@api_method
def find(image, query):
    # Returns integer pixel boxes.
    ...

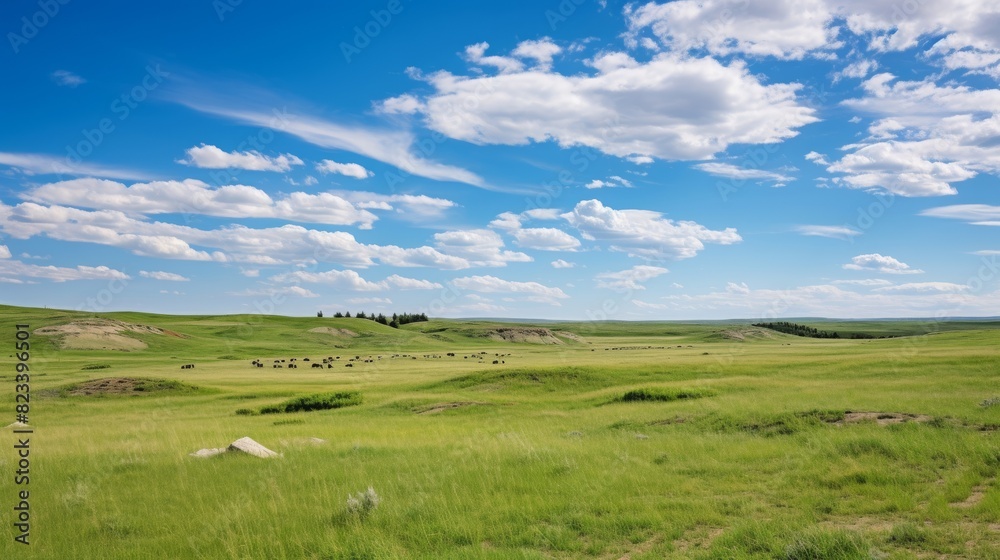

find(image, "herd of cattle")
[248,352,514,369]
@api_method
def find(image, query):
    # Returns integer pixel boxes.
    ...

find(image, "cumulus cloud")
[843,253,923,274]
[824,75,1000,197]
[0,260,129,283]
[510,228,581,251]
[271,269,442,291]
[596,265,669,291]
[561,199,741,259]
[398,49,816,162]
[230,286,319,298]
[551,259,575,268]
[434,229,532,266]
[329,190,456,218]
[180,144,303,171]
[316,159,373,179]
[0,201,472,269]
[451,275,568,304]
[0,245,10,259]
[795,225,862,240]
[585,176,633,189]
[25,178,379,228]
[139,270,189,281]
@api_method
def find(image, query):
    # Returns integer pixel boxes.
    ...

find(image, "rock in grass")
[189,448,226,458]
[227,436,279,458]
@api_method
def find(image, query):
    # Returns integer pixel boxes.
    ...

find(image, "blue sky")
[1,0,998,320]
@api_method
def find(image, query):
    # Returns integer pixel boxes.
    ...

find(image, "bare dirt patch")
[554,330,586,343]
[952,481,992,509]
[833,411,933,426]
[414,401,488,415]
[34,319,172,351]
[61,377,199,396]
[718,327,775,341]
[308,327,358,337]
[485,327,563,344]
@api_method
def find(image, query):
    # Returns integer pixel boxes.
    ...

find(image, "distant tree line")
[321,311,429,329]
[753,321,889,340]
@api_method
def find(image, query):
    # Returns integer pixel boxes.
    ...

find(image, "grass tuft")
[259,391,362,414]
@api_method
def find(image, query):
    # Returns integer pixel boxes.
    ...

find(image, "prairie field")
[1,305,999,559]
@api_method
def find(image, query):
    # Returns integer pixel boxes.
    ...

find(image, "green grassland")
[1,304,999,558]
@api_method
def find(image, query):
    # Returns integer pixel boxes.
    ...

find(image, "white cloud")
[139,270,189,282]
[434,229,532,266]
[230,286,319,298]
[240,268,260,277]
[180,144,303,171]
[271,269,442,291]
[329,190,456,218]
[511,38,562,70]
[0,201,472,269]
[0,260,128,283]
[694,162,793,183]
[403,51,817,161]
[585,176,633,189]
[831,278,894,287]
[0,152,152,181]
[826,75,1000,197]
[316,159,374,179]
[551,259,575,269]
[921,204,1000,226]
[625,0,837,59]
[385,274,443,290]
[873,282,969,293]
[346,297,392,305]
[0,245,9,259]
[835,59,878,81]
[843,253,923,275]
[804,151,830,166]
[25,178,379,228]
[51,70,85,87]
[795,225,862,240]
[376,93,425,115]
[451,275,568,304]
[561,199,741,260]
[172,99,484,187]
[596,265,669,291]
[303,175,318,186]
[511,228,581,251]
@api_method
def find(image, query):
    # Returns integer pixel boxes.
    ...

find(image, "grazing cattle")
[312,363,323,368]
[345,363,353,367]
[327,364,332,368]
[492,360,498,364]
[303,358,310,362]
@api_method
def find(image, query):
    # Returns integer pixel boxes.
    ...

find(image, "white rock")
[5,422,30,429]
[227,436,279,458]
[189,448,226,458]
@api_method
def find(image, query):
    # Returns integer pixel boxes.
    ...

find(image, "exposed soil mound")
[554,331,587,343]
[60,377,199,396]
[34,319,177,351]
[485,327,563,344]
[833,411,933,426]
[308,327,358,337]
[717,327,775,341]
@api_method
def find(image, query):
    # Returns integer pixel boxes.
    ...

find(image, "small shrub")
[259,391,362,414]
[234,408,258,416]
[81,364,111,370]
[346,487,380,518]
[618,388,713,403]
